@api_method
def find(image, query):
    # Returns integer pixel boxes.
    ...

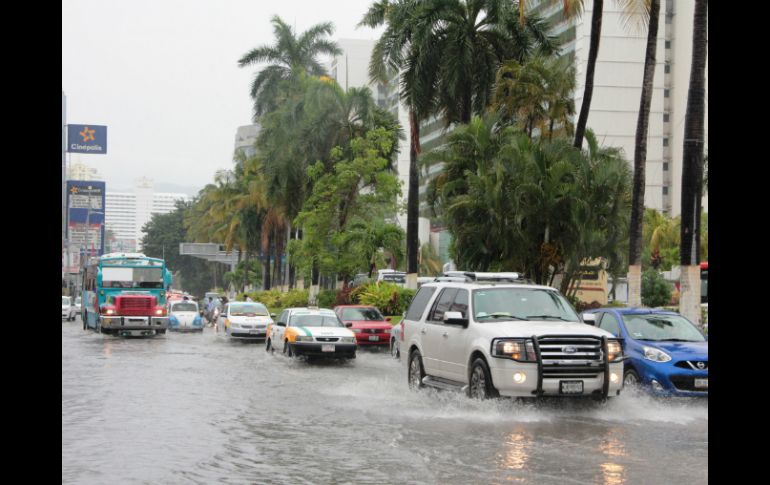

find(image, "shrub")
[357,282,415,315]
[282,289,309,308]
[334,286,355,307]
[316,289,337,309]
[641,270,672,308]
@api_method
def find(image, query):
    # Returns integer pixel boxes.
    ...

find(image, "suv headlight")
[295,335,314,342]
[643,346,672,363]
[606,340,622,362]
[491,339,536,362]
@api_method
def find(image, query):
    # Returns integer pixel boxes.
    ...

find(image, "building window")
[663,138,669,147]
[663,113,669,122]
[663,186,669,196]
[665,63,670,74]
[665,40,671,49]
[664,89,670,98]
[663,162,669,171]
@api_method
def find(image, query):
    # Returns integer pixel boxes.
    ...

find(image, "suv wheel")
[408,350,425,390]
[468,358,498,399]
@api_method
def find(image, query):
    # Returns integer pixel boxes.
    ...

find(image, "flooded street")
[62,320,707,484]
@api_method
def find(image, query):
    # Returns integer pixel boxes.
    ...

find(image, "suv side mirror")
[277,321,286,327]
[444,311,468,327]
[582,313,597,325]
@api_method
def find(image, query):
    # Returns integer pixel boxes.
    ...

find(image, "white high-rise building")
[67,159,103,181]
[529,0,707,216]
[105,177,190,251]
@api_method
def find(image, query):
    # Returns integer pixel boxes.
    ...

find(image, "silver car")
[62,296,76,321]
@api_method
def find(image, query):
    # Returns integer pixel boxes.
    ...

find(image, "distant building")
[67,159,104,181]
[234,124,260,160]
[105,177,190,251]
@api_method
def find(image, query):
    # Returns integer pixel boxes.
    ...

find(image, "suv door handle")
[420,328,427,334]
[442,332,448,337]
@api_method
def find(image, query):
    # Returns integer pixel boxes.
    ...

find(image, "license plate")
[368,336,380,341]
[321,344,335,352]
[249,329,262,334]
[694,378,708,389]
[559,380,584,394]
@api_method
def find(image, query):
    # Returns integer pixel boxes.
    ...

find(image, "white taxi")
[220,301,273,340]
[266,308,357,359]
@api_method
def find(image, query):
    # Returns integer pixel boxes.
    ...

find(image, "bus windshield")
[102,266,164,288]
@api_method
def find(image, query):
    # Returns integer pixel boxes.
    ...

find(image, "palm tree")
[238,15,342,118]
[361,0,556,284]
[625,0,661,306]
[493,55,575,139]
[679,0,707,324]
[341,220,405,278]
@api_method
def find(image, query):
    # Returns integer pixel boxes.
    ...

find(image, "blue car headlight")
[193,316,202,326]
[642,346,672,363]
[169,316,179,326]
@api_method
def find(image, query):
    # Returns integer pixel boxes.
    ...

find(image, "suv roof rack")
[437,271,534,284]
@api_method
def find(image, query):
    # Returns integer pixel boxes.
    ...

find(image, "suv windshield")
[472,288,580,322]
[291,315,343,327]
[229,303,268,316]
[622,314,705,342]
[341,308,384,321]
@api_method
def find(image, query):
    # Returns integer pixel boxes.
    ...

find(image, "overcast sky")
[62,0,383,194]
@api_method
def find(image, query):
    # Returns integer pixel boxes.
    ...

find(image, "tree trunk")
[406,110,421,276]
[573,0,604,149]
[628,0,660,307]
[679,0,707,325]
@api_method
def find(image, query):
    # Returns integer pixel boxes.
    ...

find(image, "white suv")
[401,272,624,399]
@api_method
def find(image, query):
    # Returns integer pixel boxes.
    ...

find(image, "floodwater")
[62,320,707,484]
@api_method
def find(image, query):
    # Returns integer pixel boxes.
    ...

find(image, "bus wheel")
[82,313,87,331]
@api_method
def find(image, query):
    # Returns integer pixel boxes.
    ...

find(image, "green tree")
[641,269,672,307]
[141,200,219,296]
[291,127,402,284]
[494,55,576,140]
[238,15,342,118]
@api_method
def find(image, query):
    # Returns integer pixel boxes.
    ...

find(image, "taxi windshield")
[291,314,343,327]
[229,303,268,316]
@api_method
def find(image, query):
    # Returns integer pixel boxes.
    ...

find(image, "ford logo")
[563,346,578,354]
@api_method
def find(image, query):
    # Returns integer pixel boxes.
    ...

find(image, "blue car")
[583,308,707,397]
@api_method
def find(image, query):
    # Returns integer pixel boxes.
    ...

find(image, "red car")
[334,305,393,347]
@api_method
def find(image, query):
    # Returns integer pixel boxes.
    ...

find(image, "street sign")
[66,181,106,263]
[67,124,107,154]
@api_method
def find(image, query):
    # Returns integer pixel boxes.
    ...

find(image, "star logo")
[70,186,79,194]
[79,126,95,142]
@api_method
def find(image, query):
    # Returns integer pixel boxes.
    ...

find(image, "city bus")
[81,252,173,336]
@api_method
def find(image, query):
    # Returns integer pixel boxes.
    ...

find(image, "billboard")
[67,124,107,154]
[65,181,106,272]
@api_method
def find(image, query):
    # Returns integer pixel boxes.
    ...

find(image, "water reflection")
[495,427,532,483]
[598,428,628,485]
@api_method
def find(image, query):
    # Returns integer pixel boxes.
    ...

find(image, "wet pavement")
[62,320,707,484]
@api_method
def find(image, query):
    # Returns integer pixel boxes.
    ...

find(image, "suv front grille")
[316,337,339,342]
[537,336,604,378]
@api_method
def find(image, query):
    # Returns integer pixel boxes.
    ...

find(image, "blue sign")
[66,180,106,255]
[67,124,107,154]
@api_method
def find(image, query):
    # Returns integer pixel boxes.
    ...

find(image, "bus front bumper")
[100,316,169,330]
